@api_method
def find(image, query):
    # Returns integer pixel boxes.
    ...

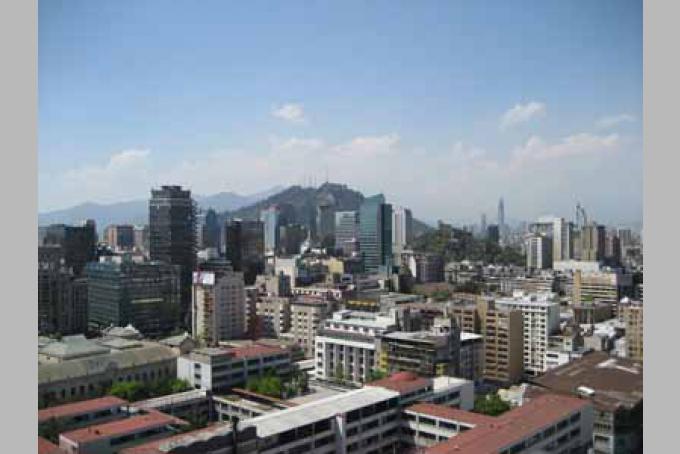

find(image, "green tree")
[367,369,387,382]
[38,417,64,444]
[473,393,511,416]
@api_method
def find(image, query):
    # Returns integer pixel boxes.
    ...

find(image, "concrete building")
[579,223,606,262]
[525,233,552,270]
[570,269,633,311]
[619,298,643,361]
[289,296,336,357]
[41,220,98,277]
[38,253,89,336]
[552,217,573,261]
[459,332,484,383]
[532,352,643,454]
[104,224,135,251]
[224,219,265,285]
[493,291,560,376]
[404,393,593,453]
[368,372,474,409]
[314,310,397,384]
[477,299,524,385]
[413,253,445,283]
[392,206,413,254]
[86,256,182,338]
[316,192,336,247]
[191,267,246,345]
[177,344,292,393]
[255,296,292,338]
[149,186,197,328]
[133,225,149,253]
[254,272,292,297]
[260,205,280,254]
[378,318,461,378]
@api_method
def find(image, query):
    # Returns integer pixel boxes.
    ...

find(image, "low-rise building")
[367,371,474,409]
[177,344,292,393]
[531,351,643,454]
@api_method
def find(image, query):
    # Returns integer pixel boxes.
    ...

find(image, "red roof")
[227,344,286,359]
[59,410,187,444]
[38,436,62,454]
[38,396,128,423]
[425,394,591,454]
[406,403,496,426]
[368,372,432,394]
[119,423,231,454]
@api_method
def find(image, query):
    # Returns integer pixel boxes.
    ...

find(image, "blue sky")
[39,0,642,226]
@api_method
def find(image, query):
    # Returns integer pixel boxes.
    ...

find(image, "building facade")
[359,194,393,273]
[192,267,246,345]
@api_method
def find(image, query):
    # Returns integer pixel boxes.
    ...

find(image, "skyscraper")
[42,220,97,277]
[526,233,553,270]
[497,197,505,235]
[335,211,359,256]
[104,224,135,251]
[552,217,573,262]
[201,208,222,251]
[392,206,413,254]
[316,192,336,248]
[260,205,280,254]
[149,185,197,327]
[359,194,393,273]
[224,219,264,284]
[480,213,487,238]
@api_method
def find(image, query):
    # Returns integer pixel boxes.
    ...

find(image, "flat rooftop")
[59,410,187,444]
[530,351,642,412]
[39,396,128,423]
[425,394,590,454]
[286,382,346,405]
[119,422,245,454]
[406,403,495,427]
[367,371,431,395]
[246,387,399,438]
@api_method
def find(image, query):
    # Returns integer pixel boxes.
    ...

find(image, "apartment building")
[177,344,292,393]
[619,298,643,361]
[378,318,461,378]
[289,296,336,357]
[493,291,560,376]
[314,310,397,384]
[447,300,482,334]
[459,332,484,383]
[478,299,524,385]
[255,296,292,338]
[192,268,246,345]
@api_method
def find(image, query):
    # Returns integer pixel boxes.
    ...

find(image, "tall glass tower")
[359,194,392,273]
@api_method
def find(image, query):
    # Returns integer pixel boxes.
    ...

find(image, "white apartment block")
[494,291,560,376]
[314,310,397,384]
[192,270,245,344]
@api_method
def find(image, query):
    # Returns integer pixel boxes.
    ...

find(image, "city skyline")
[39,1,641,225]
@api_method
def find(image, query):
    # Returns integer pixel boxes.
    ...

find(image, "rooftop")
[38,396,128,423]
[530,351,643,412]
[246,387,399,438]
[406,403,495,427]
[119,422,247,454]
[131,389,208,410]
[59,410,187,444]
[425,394,591,454]
[39,335,110,361]
[38,436,62,454]
[460,332,483,343]
[367,371,431,395]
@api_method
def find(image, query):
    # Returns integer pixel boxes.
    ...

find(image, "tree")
[473,393,511,416]
[367,369,387,382]
[39,417,63,444]
[334,364,345,383]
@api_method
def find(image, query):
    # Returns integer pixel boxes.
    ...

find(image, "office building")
[149,186,197,327]
[86,256,181,337]
[532,352,643,454]
[580,223,606,262]
[359,194,393,273]
[316,192,336,247]
[620,298,643,361]
[225,219,265,285]
[260,205,280,254]
[553,217,573,261]
[477,299,524,385]
[459,332,484,383]
[392,206,414,254]
[314,310,397,384]
[289,296,336,357]
[378,318,461,378]
[493,291,560,376]
[255,296,292,338]
[38,250,89,335]
[486,224,500,244]
[104,224,135,251]
[191,266,246,345]
[497,197,505,241]
[42,220,98,276]
[177,344,292,392]
[525,233,552,270]
[412,253,445,283]
[570,269,633,309]
[133,225,149,253]
[200,208,221,251]
[335,210,359,256]
[279,223,307,256]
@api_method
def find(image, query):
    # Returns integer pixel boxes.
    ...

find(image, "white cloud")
[332,134,400,158]
[270,137,325,153]
[500,101,546,130]
[271,103,306,123]
[596,114,635,129]
[511,133,620,166]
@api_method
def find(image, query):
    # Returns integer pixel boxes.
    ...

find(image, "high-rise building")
[104,225,135,251]
[279,223,307,256]
[497,197,505,239]
[149,186,197,327]
[224,219,264,285]
[38,246,88,335]
[335,211,359,256]
[391,206,413,254]
[42,220,97,276]
[552,217,573,261]
[620,299,643,362]
[480,213,487,238]
[200,208,221,251]
[604,229,622,266]
[260,205,280,254]
[526,233,553,270]
[359,194,393,273]
[133,225,150,253]
[191,263,245,345]
[486,224,500,244]
[478,299,524,385]
[289,296,336,357]
[316,192,336,247]
[86,255,181,337]
[579,223,606,262]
